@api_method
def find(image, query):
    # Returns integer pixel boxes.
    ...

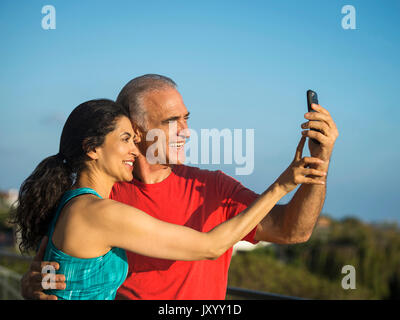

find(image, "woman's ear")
[86,149,99,161]
[82,138,100,160]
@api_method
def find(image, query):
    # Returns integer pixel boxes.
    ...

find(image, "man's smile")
[169,141,185,150]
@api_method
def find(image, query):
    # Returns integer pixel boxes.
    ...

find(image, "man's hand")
[301,103,339,161]
[20,236,66,300]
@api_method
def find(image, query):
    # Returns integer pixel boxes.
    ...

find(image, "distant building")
[0,189,18,208]
[0,189,18,248]
[232,241,271,255]
[316,215,332,229]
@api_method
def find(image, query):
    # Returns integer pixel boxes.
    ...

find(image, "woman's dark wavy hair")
[9,99,129,253]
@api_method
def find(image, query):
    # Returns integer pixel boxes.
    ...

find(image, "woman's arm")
[88,137,326,261]
[89,182,286,261]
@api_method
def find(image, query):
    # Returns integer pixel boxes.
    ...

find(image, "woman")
[11,99,326,300]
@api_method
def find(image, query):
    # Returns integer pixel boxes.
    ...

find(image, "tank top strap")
[47,188,102,239]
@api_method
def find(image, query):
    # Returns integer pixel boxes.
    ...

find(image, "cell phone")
[306,89,320,144]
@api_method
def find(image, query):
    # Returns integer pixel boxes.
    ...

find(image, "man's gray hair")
[116,74,177,130]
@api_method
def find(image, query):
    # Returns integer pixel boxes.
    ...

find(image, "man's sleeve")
[216,170,261,244]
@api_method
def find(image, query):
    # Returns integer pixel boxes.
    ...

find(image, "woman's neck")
[75,170,115,199]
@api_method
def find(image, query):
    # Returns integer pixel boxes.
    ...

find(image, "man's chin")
[166,153,186,165]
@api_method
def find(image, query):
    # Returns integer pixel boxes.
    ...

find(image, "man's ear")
[131,122,143,144]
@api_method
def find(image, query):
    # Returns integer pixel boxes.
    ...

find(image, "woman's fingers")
[292,156,326,186]
[278,138,326,194]
[294,136,307,162]
[298,177,325,185]
[302,129,328,144]
[300,156,325,166]
[293,169,325,184]
[302,168,327,177]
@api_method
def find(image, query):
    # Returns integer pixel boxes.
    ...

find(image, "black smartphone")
[306,89,320,145]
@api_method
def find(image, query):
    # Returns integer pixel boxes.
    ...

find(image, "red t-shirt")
[110,165,259,300]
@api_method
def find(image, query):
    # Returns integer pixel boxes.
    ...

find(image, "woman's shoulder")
[66,195,116,218]
[52,195,113,257]
[67,196,131,226]
[65,192,104,211]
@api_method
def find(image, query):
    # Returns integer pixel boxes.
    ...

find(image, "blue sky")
[0,0,399,224]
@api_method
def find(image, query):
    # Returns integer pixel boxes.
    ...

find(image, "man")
[21,74,338,300]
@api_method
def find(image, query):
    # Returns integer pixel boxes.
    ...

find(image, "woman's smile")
[123,160,134,170]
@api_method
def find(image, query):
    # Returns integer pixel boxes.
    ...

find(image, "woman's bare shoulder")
[67,195,129,222]
[52,195,115,257]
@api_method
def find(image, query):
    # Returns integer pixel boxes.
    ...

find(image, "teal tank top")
[43,188,128,300]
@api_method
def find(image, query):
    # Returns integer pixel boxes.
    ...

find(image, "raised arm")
[255,104,338,243]
[90,137,325,261]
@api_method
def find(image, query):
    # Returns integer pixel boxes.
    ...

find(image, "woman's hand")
[275,136,326,194]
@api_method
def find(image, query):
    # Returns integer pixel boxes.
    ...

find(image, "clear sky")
[0,0,399,224]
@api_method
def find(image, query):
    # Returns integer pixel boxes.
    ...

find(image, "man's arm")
[254,172,326,244]
[255,103,338,243]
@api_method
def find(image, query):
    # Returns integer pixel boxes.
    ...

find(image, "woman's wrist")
[268,181,290,198]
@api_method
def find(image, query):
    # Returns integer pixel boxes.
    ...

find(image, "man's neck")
[132,155,173,184]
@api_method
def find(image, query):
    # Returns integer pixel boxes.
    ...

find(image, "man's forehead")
[143,88,188,117]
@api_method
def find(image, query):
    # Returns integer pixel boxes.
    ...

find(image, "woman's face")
[95,116,139,182]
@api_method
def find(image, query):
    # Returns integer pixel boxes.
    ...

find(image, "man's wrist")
[311,145,334,161]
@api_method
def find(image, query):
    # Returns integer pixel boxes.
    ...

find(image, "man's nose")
[178,121,191,139]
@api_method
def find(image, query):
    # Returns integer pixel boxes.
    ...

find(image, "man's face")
[138,87,190,165]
